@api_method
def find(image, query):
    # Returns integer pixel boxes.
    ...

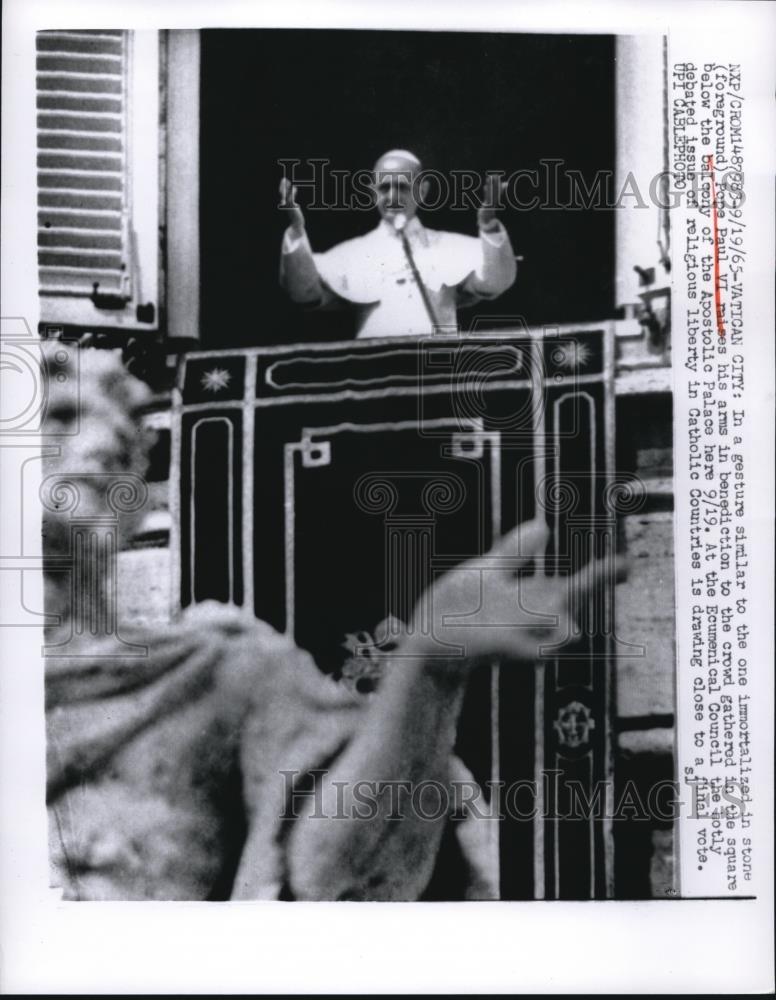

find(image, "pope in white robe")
[279,149,518,338]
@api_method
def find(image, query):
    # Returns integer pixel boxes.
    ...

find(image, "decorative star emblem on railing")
[551,341,591,371]
[200,367,231,393]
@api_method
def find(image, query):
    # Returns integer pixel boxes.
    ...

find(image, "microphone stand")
[393,215,440,332]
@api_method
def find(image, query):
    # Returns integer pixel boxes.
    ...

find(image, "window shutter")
[36,30,160,330]
[37,30,129,299]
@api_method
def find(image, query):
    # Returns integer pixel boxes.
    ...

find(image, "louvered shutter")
[36,30,159,330]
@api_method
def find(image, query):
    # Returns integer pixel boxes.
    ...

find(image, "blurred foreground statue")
[43,345,611,900]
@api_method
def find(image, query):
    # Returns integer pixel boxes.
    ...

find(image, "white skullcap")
[373,149,423,175]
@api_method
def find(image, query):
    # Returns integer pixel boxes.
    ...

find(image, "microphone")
[393,213,439,330]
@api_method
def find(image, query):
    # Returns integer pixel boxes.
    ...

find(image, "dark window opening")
[199,29,615,349]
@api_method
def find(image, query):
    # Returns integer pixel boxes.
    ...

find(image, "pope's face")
[373,171,421,223]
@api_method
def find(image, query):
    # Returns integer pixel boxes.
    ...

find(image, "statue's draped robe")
[46,606,496,900]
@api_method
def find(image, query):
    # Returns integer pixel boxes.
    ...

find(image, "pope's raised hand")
[279,178,305,237]
[477,174,505,231]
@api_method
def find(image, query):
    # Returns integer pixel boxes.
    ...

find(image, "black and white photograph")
[1,0,773,993]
